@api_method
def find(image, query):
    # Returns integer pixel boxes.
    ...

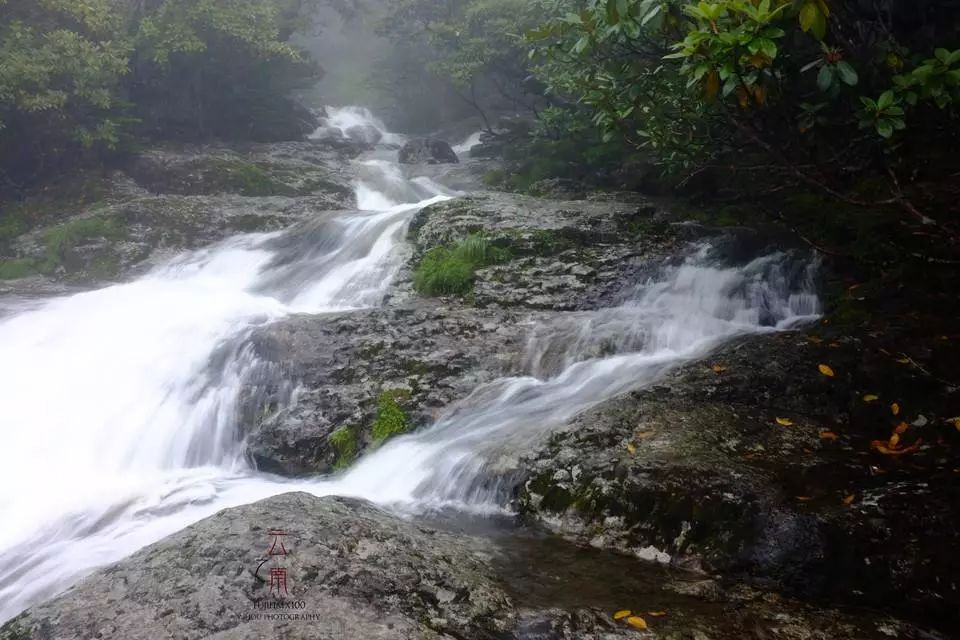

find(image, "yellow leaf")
[613,610,632,621]
[818,364,835,377]
[895,357,911,364]
[626,616,648,631]
[648,611,667,617]
[711,363,726,374]
[950,417,960,432]
[891,403,900,416]
[889,433,901,448]
[863,394,879,402]
[626,443,637,455]
[796,495,814,502]
[775,417,794,426]
[636,430,656,439]
[842,494,855,506]
[819,431,839,441]
[807,335,824,344]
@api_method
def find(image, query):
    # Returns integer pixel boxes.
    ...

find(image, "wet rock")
[399,138,460,165]
[0,494,936,640]
[515,330,960,631]
[344,124,383,146]
[244,304,536,475]
[0,141,358,286]
[406,193,706,310]
[0,493,514,640]
[126,142,357,199]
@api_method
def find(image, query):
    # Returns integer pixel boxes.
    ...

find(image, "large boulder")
[244,305,534,475]
[0,493,936,640]
[398,138,460,165]
[406,193,708,310]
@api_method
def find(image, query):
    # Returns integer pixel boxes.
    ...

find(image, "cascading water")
[0,108,819,624]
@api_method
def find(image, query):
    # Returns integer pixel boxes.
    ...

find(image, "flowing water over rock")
[0,109,820,625]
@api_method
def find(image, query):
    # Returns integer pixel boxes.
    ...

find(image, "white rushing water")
[0,108,819,623]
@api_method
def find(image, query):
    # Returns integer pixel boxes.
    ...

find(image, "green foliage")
[0,0,339,195]
[414,233,510,296]
[371,390,411,445]
[328,425,358,469]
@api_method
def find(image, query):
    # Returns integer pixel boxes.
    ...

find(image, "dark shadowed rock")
[399,138,460,165]
[515,330,960,632]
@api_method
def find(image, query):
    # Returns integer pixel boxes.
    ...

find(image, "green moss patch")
[414,234,511,297]
[329,426,358,470]
[372,389,411,445]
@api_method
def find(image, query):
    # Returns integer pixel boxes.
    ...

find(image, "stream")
[0,108,819,624]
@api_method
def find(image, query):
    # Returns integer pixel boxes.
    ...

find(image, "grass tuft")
[413,234,510,297]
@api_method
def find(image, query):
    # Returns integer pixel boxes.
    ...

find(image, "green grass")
[0,259,37,280]
[328,426,358,470]
[413,234,510,297]
[371,390,411,445]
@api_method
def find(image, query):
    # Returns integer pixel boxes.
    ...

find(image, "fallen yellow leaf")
[648,611,667,617]
[636,431,656,439]
[948,417,960,431]
[626,443,637,455]
[889,433,901,448]
[891,403,900,416]
[775,417,794,426]
[820,431,839,441]
[895,357,911,364]
[863,394,879,402]
[711,363,727,374]
[842,494,855,506]
[796,496,814,502]
[613,610,632,621]
[626,616,648,631]
[818,364,835,377]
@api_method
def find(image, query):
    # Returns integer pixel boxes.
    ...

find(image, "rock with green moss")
[245,305,534,475]
[126,143,356,202]
[406,193,701,310]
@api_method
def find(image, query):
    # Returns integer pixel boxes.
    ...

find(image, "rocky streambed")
[1,127,958,639]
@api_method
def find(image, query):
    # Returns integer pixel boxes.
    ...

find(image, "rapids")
[0,108,818,623]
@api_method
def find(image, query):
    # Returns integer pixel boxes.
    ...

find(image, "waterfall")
[0,108,819,623]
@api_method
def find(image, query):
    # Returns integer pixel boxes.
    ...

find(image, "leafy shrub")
[413,234,510,296]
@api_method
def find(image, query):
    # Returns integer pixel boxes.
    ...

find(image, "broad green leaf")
[817,64,834,91]
[878,90,895,109]
[837,61,858,86]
